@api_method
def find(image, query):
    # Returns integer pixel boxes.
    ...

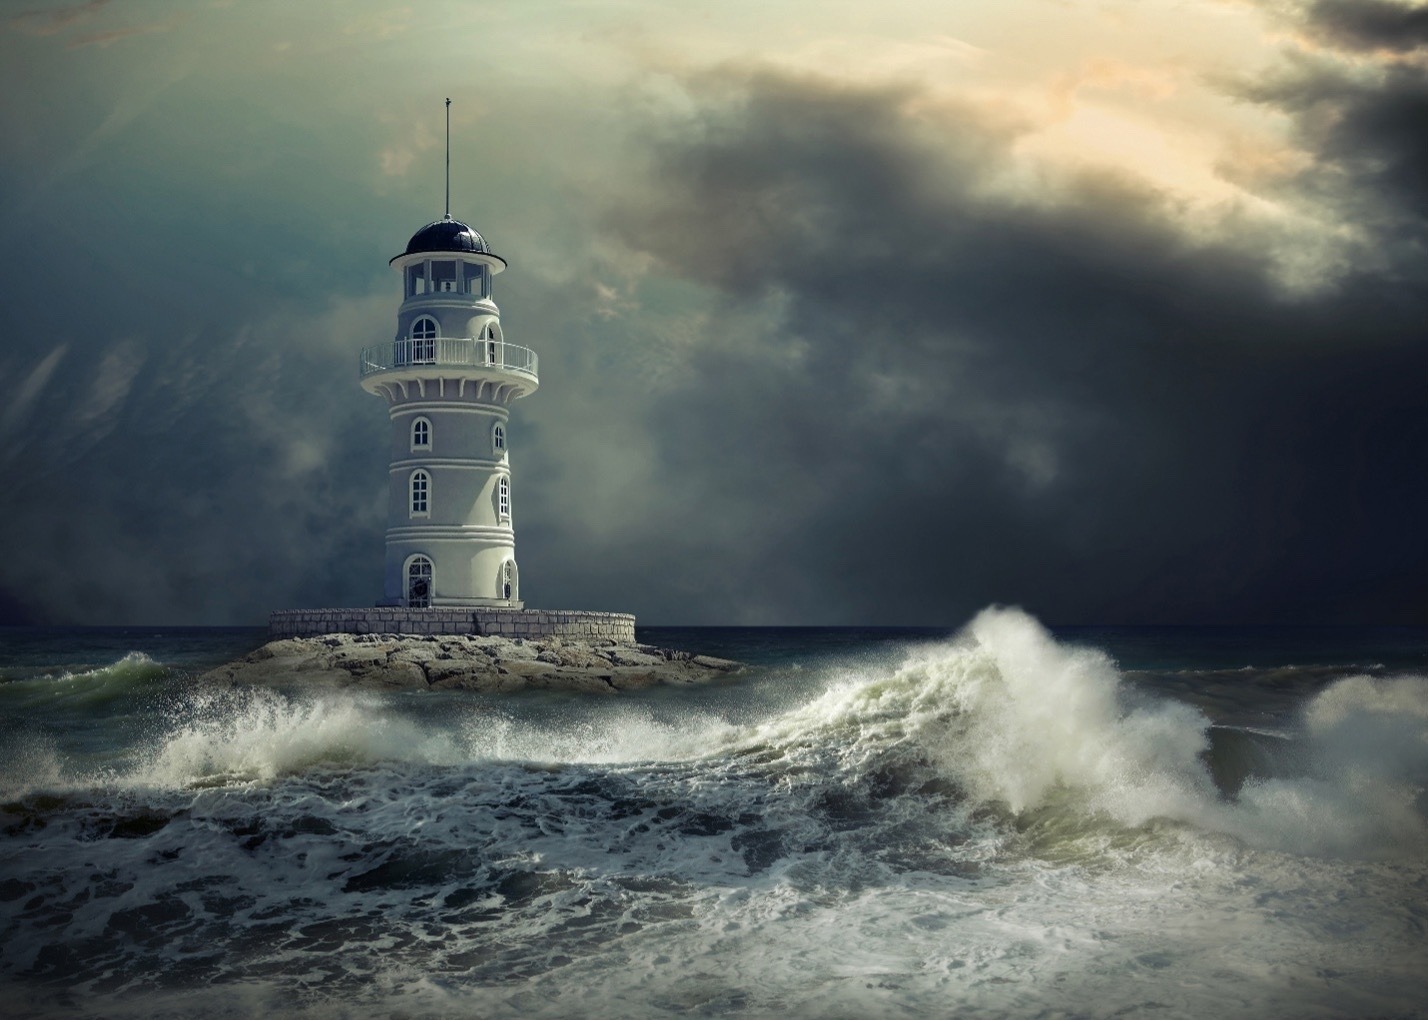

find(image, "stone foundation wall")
[269,608,636,644]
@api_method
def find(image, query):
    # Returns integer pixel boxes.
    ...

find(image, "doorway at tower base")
[268,607,635,643]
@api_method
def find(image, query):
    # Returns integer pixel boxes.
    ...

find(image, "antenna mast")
[444,97,452,218]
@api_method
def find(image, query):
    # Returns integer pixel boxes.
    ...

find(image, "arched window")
[407,555,433,608]
[410,316,437,363]
[493,423,505,453]
[497,475,510,520]
[410,470,430,517]
[502,560,518,601]
[411,417,431,451]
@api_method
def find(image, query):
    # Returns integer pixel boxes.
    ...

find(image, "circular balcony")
[360,337,539,402]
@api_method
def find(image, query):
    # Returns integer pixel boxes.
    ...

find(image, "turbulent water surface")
[1,610,1426,1018]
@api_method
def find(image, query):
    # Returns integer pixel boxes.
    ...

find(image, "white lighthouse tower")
[266,102,639,645]
[358,114,536,609]
[359,218,535,608]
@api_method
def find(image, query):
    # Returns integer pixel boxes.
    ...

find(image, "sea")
[1,607,1426,1019]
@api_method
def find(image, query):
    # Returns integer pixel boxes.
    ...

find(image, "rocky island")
[200,632,743,694]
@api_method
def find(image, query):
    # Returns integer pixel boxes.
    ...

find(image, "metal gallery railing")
[360,338,539,380]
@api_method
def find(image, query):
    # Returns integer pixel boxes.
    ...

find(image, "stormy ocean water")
[1,609,1426,1019]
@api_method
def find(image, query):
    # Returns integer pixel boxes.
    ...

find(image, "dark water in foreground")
[1,610,1426,1019]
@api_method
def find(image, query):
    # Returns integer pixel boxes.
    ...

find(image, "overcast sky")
[1,0,1424,626]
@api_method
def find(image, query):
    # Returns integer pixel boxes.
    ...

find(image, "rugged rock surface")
[198,633,743,694]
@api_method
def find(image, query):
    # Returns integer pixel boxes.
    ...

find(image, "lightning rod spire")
[444,97,452,219]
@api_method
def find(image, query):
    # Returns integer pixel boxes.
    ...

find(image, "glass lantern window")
[431,261,458,293]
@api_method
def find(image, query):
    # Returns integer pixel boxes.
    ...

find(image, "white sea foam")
[438,608,1428,861]
[3,612,1426,1019]
[0,731,67,799]
[11,610,1422,863]
[127,687,469,787]
[67,650,159,677]
[910,607,1217,823]
[126,683,749,790]
[709,606,1426,860]
[705,608,1214,821]
[461,705,743,765]
[1223,673,1428,856]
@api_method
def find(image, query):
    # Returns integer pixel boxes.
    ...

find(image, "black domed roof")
[394,216,500,262]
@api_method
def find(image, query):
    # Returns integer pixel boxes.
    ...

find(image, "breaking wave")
[132,687,472,787]
[0,651,168,709]
[735,606,1428,859]
[6,609,1425,861]
[2,611,1425,1018]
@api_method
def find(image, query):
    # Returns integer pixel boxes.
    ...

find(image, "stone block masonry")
[268,608,636,644]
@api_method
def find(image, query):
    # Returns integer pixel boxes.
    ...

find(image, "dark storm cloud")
[0,23,630,625]
[1301,0,1428,51]
[1235,58,1428,239]
[2,2,1424,626]
[0,61,401,624]
[600,63,1427,624]
[0,12,618,627]
[0,304,392,625]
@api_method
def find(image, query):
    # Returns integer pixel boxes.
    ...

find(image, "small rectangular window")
[406,264,426,297]
[463,263,483,295]
[431,261,457,293]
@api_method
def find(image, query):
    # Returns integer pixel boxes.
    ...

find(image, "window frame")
[497,475,510,520]
[410,469,430,518]
[431,260,458,293]
[409,316,438,364]
[411,416,432,452]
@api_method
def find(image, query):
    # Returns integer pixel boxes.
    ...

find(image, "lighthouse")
[269,102,635,645]
[358,210,536,608]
